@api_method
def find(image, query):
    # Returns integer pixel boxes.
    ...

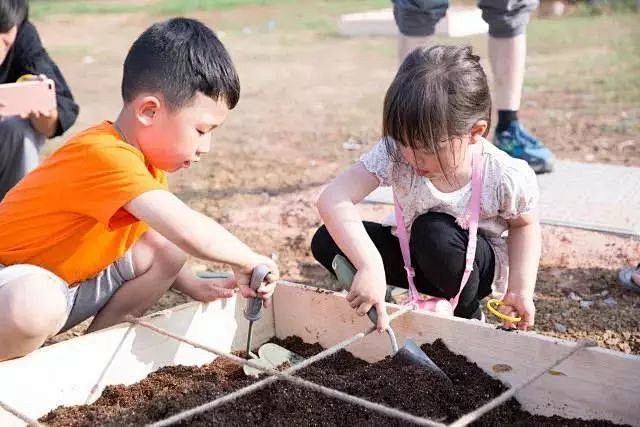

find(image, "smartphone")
[0,78,56,117]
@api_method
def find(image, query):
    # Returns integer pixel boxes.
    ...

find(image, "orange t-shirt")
[0,121,168,285]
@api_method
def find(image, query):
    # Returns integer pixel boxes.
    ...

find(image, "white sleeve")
[359,139,392,186]
[497,160,539,220]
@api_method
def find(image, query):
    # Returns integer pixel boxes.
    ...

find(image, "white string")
[447,340,594,427]
[132,307,447,427]
[0,399,43,426]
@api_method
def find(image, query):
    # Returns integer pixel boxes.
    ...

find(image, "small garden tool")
[198,266,304,377]
[332,254,451,382]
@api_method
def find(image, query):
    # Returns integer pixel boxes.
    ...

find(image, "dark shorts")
[392,0,539,38]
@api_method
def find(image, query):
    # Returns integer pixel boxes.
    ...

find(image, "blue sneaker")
[494,121,555,173]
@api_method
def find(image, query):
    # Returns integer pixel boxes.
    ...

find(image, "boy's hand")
[191,276,237,302]
[345,265,389,332]
[498,291,535,330]
[232,254,279,308]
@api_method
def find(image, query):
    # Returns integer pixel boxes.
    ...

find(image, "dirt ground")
[36,5,639,355]
[41,337,623,426]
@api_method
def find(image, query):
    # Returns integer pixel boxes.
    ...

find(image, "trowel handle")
[243,264,271,322]
[332,255,399,353]
[331,255,379,326]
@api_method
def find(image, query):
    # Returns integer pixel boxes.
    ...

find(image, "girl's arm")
[502,211,541,330]
[318,162,389,331]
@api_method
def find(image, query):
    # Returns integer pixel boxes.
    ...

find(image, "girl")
[311,45,540,332]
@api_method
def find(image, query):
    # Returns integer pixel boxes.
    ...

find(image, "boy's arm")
[125,190,278,293]
[318,162,389,331]
[502,211,541,330]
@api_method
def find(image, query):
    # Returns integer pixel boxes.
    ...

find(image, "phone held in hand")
[0,79,56,117]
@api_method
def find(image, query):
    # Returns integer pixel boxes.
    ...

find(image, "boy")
[0,17,278,361]
[0,0,79,200]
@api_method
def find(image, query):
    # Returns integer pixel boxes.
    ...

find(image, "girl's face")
[397,120,488,181]
[0,25,18,65]
[398,136,472,180]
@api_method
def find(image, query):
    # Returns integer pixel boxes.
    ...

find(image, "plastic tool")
[332,254,451,382]
[197,266,304,377]
[486,298,522,323]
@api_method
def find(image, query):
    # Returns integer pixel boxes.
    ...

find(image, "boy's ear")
[136,95,162,127]
[470,120,488,142]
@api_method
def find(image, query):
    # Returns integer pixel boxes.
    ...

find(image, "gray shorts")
[0,250,135,333]
[392,0,539,38]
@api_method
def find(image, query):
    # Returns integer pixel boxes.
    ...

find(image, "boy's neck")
[113,109,141,151]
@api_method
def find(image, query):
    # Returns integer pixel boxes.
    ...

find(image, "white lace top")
[360,137,539,296]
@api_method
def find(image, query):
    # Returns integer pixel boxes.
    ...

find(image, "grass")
[526,13,640,105]
[30,0,390,19]
[30,1,638,110]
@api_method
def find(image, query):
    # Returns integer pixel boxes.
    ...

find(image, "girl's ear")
[469,120,488,143]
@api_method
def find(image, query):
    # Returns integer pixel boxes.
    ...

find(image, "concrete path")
[363,161,640,237]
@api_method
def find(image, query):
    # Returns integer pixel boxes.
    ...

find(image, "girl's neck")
[429,144,475,193]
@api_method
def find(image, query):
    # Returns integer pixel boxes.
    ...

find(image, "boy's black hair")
[122,18,240,110]
[383,45,491,173]
[0,0,28,33]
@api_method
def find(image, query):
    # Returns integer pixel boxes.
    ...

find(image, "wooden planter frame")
[1,282,638,426]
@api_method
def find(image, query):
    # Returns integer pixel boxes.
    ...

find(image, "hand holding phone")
[0,77,56,118]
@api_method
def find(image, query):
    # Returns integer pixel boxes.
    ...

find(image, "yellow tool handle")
[486,299,522,322]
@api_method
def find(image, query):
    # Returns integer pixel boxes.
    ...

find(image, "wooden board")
[273,284,640,426]
[0,295,274,426]
[1,283,638,426]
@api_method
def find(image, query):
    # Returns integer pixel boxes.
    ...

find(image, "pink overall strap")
[393,143,483,310]
[450,143,483,307]
[393,194,420,302]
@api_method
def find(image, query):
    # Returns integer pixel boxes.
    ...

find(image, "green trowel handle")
[331,254,379,326]
[332,255,399,353]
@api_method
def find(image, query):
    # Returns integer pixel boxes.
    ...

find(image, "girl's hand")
[345,265,389,332]
[498,291,535,330]
[232,254,279,308]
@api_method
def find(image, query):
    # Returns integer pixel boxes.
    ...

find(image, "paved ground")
[364,161,640,237]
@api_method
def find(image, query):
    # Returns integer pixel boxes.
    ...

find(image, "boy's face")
[136,92,229,172]
[0,25,18,65]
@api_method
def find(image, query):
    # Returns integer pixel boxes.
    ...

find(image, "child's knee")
[0,274,68,337]
[310,226,336,268]
[133,230,186,277]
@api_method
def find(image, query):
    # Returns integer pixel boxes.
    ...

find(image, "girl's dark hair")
[382,45,491,169]
[0,0,28,33]
[122,17,240,110]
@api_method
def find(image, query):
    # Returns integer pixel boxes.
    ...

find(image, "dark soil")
[41,337,622,426]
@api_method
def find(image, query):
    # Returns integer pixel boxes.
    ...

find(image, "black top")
[0,20,79,137]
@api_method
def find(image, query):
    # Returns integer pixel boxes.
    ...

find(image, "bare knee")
[0,273,67,339]
[132,230,186,277]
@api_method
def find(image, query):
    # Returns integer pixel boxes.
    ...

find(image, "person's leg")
[311,222,408,289]
[409,212,495,319]
[82,230,187,333]
[0,266,70,361]
[393,0,449,63]
[478,0,555,173]
[0,117,45,200]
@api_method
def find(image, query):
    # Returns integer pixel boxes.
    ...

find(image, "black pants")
[311,212,495,319]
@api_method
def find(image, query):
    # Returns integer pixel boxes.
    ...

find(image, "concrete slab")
[363,161,640,237]
[338,7,488,38]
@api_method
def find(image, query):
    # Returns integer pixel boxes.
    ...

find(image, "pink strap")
[394,143,484,310]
